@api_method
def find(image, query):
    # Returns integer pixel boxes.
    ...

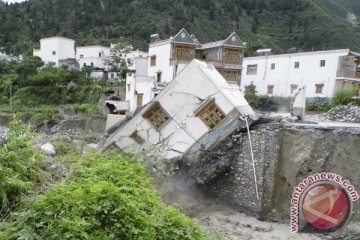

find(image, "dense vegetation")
[0,122,206,239]
[1,0,360,56]
[0,119,45,217]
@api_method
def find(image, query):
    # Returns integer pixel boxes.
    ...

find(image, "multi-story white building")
[76,45,110,69]
[148,28,245,95]
[241,49,360,99]
[33,37,75,67]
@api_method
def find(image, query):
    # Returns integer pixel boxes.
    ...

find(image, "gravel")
[320,104,360,123]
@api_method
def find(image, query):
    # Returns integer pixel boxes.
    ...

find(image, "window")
[150,56,156,66]
[225,48,241,63]
[320,60,326,67]
[290,84,298,94]
[137,93,143,107]
[294,62,300,69]
[91,62,94,67]
[99,52,102,57]
[111,73,115,78]
[175,45,192,61]
[271,63,275,70]
[129,131,144,144]
[127,84,131,92]
[315,84,324,94]
[195,100,226,130]
[80,55,84,58]
[223,70,240,84]
[83,63,86,67]
[157,72,162,82]
[267,85,274,94]
[52,51,56,56]
[246,64,258,75]
[143,103,170,130]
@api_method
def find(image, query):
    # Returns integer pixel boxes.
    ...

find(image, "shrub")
[332,90,354,106]
[244,82,260,107]
[306,97,332,112]
[1,152,207,240]
[0,119,45,216]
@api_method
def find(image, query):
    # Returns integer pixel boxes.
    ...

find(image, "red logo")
[301,183,350,231]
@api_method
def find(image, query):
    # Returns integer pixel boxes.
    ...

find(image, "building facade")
[33,37,75,67]
[76,45,111,70]
[148,28,245,95]
[241,49,360,99]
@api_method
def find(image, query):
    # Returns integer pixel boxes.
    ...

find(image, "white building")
[33,37,75,67]
[148,28,245,96]
[241,49,360,99]
[101,59,255,159]
[76,45,110,69]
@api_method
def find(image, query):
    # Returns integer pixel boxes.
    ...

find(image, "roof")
[40,36,75,42]
[77,45,110,49]
[349,51,360,57]
[197,40,225,49]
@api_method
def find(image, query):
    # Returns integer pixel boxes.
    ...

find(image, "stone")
[40,143,56,156]
[0,126,9,146]
[320,104,360,123]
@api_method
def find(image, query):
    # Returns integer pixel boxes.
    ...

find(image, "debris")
[320,104,360,123]
[40,143,57,156]
[0,126,9,146]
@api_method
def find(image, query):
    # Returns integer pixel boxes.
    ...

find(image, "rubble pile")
[321,104,360,123]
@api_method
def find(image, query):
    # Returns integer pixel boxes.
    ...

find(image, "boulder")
[40,143,56,156]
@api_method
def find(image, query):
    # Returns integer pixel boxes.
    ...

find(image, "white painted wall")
[33,37,75,67]
[103,60,255,159]
[148,41,174,83]
[241,49,349,98]
[76,46,110,69]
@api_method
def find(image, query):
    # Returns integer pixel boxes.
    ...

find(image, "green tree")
[244,82,260,107]
[107,42,133,82]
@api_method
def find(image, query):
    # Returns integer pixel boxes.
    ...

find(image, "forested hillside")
[1,0,360,55]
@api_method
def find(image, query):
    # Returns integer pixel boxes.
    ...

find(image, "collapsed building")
[100,59,256,158]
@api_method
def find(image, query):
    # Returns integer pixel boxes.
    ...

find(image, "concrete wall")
[190,120,360,228]
[241,49,349,98]
[148,41,173,83]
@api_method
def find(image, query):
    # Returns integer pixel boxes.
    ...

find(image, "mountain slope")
[0,0,360,56]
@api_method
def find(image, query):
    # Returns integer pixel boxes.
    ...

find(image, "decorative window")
[246,64,258,75]
[225,48,241,63]
[52,51,56,55]
[315,84,324,94]
[175,45,192,61]
[290,84,298,94]
[129,131,144,144]
[223,70,240,84]
[294,62,300,69]
[150,56,156,66]
[267,85,274,94]
[195,99,226,130]
[271,63,275,70]
[320,60,326,67]
[143,102,170,130]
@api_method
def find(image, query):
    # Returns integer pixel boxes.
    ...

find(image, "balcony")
[336,70,360,80]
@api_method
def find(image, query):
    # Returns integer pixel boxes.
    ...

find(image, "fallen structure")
[100,59,256,158]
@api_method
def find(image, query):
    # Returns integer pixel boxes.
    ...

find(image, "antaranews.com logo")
[290,172,359,233]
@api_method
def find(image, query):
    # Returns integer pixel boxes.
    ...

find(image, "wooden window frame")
[129,131,145,144]
[225,48,241,63]
[223,70,240,84]
[143,102,171,130]
[150,56,156,66]
[195,99,226,130]
[175,45,192,61]
[267,85,274,94]
[315,84,324,94]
